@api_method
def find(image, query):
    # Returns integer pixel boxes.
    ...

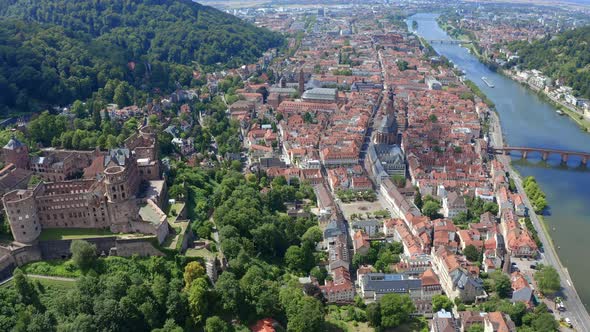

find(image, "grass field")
[1,275,76,289]
[38,228,118,241]
[185,247,218,259]
[21,259,82,278]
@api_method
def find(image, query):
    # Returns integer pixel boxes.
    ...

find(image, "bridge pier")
[582,156,588,167]
[522,151,528,159]
[561,153,569,164]
[542,152,549,161]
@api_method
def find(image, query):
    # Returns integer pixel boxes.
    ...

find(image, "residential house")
[353,230,371,255]
[484,312,516,332]
[510,272,534,308]
[431,247,485,303]
[442,192,467,219]
[431,310,458,332]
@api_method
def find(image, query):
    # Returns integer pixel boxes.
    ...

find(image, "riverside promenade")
[489,110,590,331]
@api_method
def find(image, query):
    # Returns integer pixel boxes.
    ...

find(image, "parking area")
[509,256,540,279]
[509,256,575,330]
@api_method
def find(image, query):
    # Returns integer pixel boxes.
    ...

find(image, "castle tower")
[2,186,42,244]
[3,135,29,169]
[103,158,140,233]
[298,69,305,96]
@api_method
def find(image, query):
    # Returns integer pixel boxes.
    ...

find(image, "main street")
[489,110,590,331]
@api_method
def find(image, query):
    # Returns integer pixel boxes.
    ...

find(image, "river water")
[409,13,590,311]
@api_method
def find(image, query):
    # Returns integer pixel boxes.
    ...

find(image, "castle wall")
[38,237,117,260]
[138,163,160,181]
[36,180,110,229]
[114,238,165,257]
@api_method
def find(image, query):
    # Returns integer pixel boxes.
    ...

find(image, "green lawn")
[1,275,76,289]
[167,202,186,223]
[38,228,118,241]
[21,260,81,278]
[185,247,217,259]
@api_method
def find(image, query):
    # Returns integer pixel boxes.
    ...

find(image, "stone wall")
[114,238,164,257]
[0,253,15,281]
[38,237,118,260]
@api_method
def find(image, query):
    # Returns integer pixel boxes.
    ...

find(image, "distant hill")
[507,25,590,99]
[0,0,284,114]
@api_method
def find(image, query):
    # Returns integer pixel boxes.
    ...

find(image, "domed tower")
[3,135,29,169]
[2,187,42,244]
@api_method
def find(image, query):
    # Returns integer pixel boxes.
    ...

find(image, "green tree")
[186,277,210,325]
[463,244,480,262]
[301,226,323,245]
[70,240,97,272]
[13,269,42,310]
[535,265,561,295]
[432,294,453,312]
[414,190,423,210]
[215,272,243,317]
[285,245,306,272]
[152,319,183,332]
[380,293,415,328]
[287,296,325,332]
[205,316,233,332]
[183,262,206,289]
[366,302,381,327]
[422,200,442,219]
[493,272,512,298]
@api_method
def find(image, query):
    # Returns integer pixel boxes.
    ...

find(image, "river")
[409,13,590,312]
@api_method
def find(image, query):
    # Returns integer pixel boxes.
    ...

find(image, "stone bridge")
[426,39,472,45]
[491,147,590,165]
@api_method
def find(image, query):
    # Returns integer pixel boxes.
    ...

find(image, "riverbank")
[437,17,590,134]
[488,91,590,329]
[500,69,590,133]
[414,13,590,322]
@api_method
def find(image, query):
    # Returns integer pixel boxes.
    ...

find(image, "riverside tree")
[535,265,561,295]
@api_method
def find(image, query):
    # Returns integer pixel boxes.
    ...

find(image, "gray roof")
[377,114,397,134]
[361,273,422,294]
[451,269,483,291]
[105,148,130,167]
[302,88,337,101]
[3,136,25,150]
[352,219,380,229]
[511,287,533,303]
[324,219,345,239]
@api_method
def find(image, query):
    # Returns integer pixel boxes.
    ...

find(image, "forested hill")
[507,26,590,99]
[0,0,284,114]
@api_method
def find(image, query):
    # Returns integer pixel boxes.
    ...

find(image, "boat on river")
[481,76,495,88]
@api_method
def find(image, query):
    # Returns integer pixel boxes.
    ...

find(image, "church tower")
[374,89,398,145]
[298,69,305,96]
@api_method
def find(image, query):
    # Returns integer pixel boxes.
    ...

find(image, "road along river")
[409,13,590,320]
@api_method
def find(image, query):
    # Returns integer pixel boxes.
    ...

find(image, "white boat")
[481,76,494,88]
[556,110,565,115]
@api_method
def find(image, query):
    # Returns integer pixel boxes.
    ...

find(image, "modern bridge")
[491,147,590,166]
